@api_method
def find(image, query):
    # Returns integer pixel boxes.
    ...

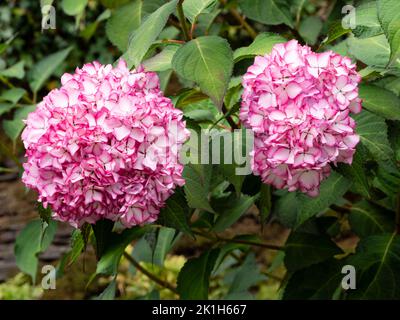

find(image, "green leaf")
[353,110,393,161]
[183,0,217,24]
[233,32,286,63]
[283,258,343,299]
[124,0,178,68]
[377,0,400,67]
[182,98,219,123]
[152,227,177,266]
[106,0,165,51]
[96,279,117,300]
[358,84,400,120]
[238,0,293,28]
[0,61,25,79]
[299,16,322,45]
[347,233,400,299]
[258,184,272,224]
[336,146,371,198]
[172,35,233,109]
[275,172,350,228]
[297,172,350,228]
[3,105,36,141]
[322,21,351,46]
[213,194,257,232]
[14,219,57,283]
[373,160,400,196]
[388,121,400,162]
[157,188,193,236]
[68,225,91,266]
[183,163,215,213]
[100,0,130,8]
[177,248,220,299]
[284,232,342,272]
[61,0,88,16]
[96,224,149,275]
[0,103,15,116]
[0,88,26,104]
[29,47,72,93]
[349,201,394,238]
[224,253,265,299]
[352,1,383,39]
[347,34,396,69]
[142,44,180,72]
[106,1,143,51]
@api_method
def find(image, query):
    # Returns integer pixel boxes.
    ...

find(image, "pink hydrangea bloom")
[240,40,362,197]
[22,60,190,227]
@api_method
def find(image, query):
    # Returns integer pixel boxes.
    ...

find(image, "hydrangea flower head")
[22,60,190,227]
[240,40,361,196]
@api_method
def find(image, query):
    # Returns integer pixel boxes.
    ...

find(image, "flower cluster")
[22,60,190,227]
[240,40,361,196]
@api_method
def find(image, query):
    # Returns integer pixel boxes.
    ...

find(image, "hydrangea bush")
[2,0,400,300]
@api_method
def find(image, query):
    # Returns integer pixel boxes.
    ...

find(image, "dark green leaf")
[275,172,350,228]
[258,184,272,224]
[353,110,393,161]
[177,248,220,299]
[183,163,214,213]
[96,224,148,275]
[213,194,257,232]
[283,259,343,299]
[349,201,394,238]
[284,232,342,272]
[158,188,193,235]
[347,233,400,299]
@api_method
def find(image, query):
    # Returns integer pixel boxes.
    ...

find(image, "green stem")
[193,230,284,251]
[227,6,257,39]
[177,0,191,41]
[221,104,238,130]
[123,251,178,295]
[396,192,400,234]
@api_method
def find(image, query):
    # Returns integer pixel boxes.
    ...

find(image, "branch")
[177,0,191,41]
[219,0,257,39]
[396,192,400,234]
[123,251,178,295]
[221,104,238,130]
[193,230,284,251]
